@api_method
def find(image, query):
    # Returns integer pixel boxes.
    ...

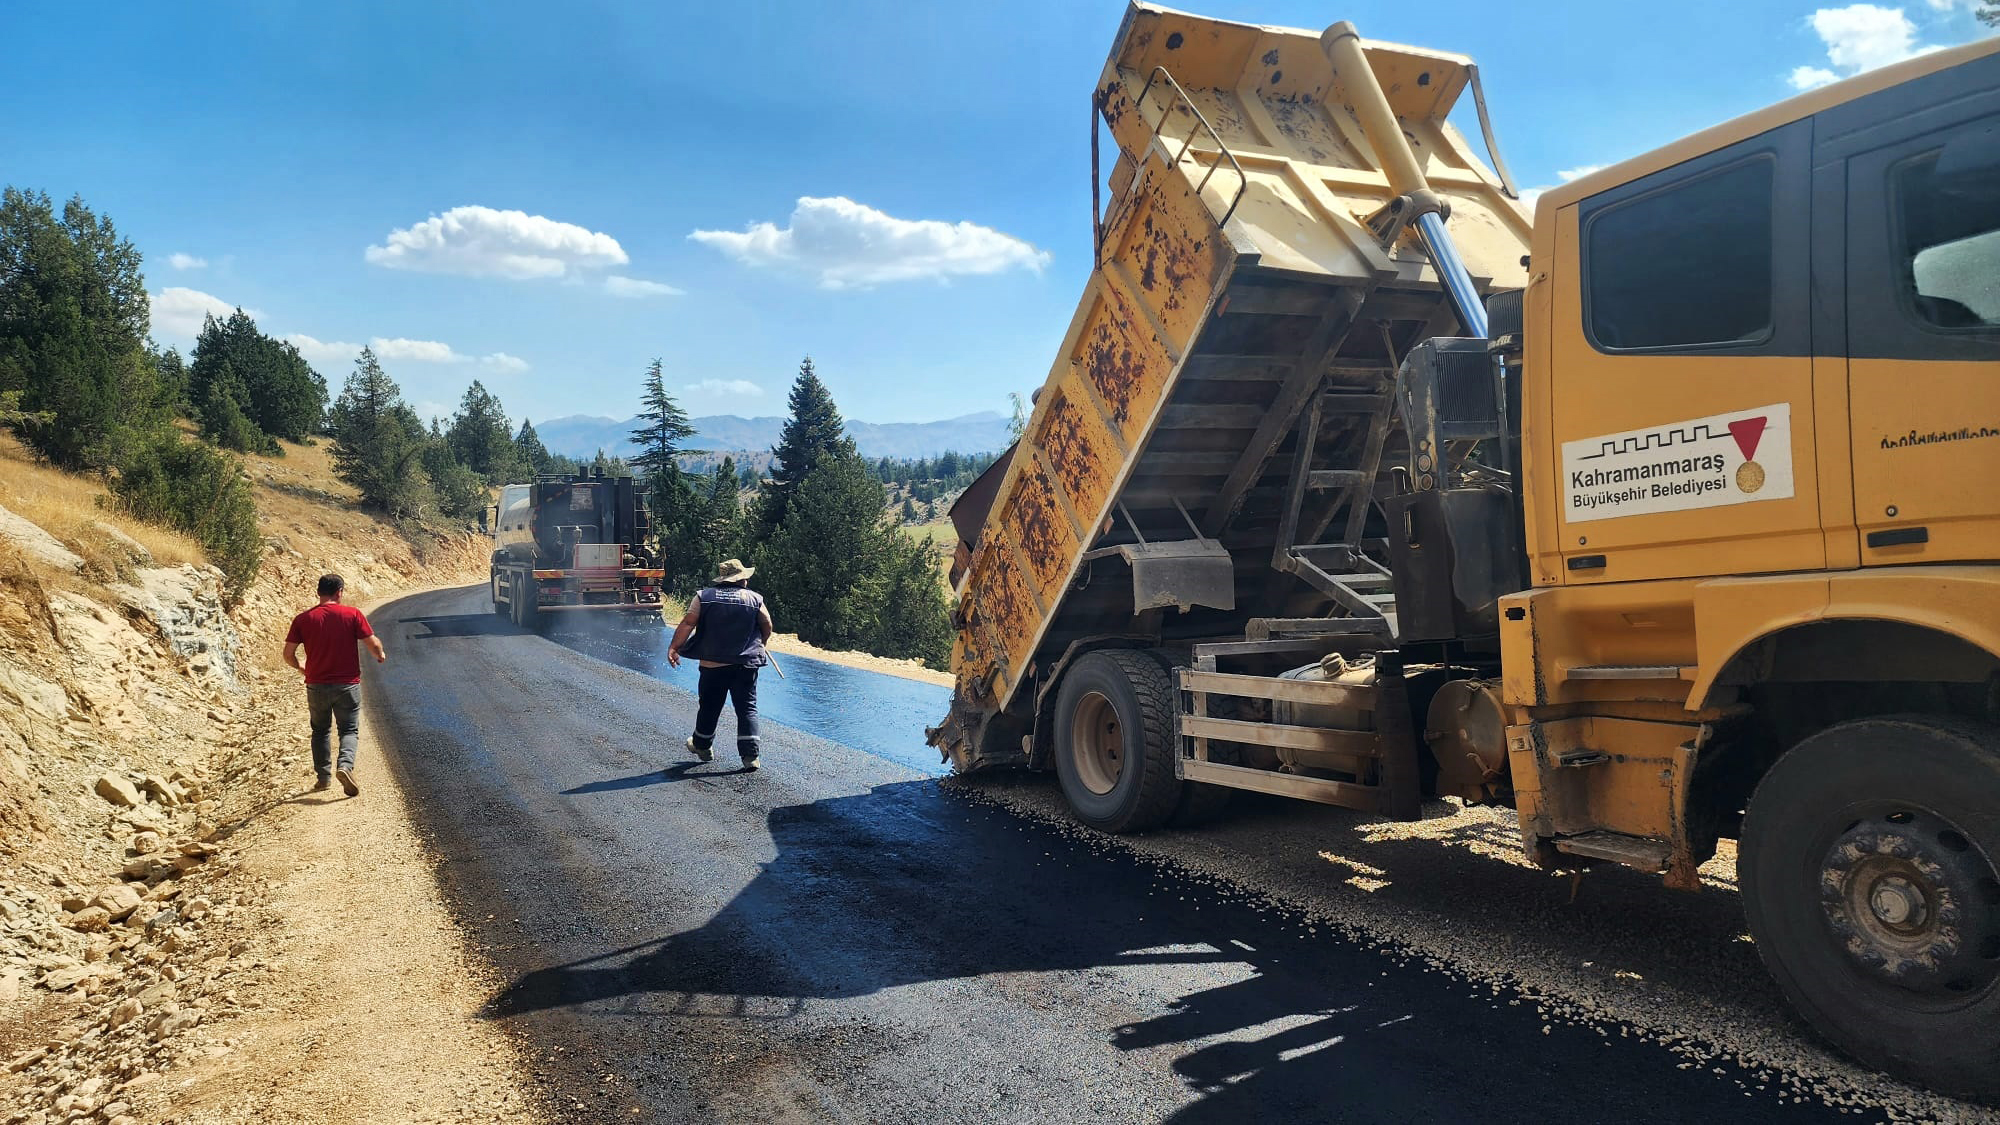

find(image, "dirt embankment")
[764,634,952,687]
[0,435,542,1124]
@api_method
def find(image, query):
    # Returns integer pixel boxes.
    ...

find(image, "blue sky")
[3,1,1991,427]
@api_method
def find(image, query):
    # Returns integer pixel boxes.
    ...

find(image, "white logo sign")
[1562,403,1793,523]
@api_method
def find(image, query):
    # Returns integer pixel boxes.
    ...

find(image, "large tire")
[1740,716,2000,1101]
[1052,650,1183,834]
[1149,652,1233,829]
[517,575,542,633]
[491,572,507,617]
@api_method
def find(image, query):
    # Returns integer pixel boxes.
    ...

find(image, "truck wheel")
[1147,652,1232,828]
[1052,650,1182,833]
[1740,716,2000,1100]
[515,575,542,633]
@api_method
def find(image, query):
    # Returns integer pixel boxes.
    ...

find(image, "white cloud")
[364,205,629,280]
[167,252,207,271]
[285,334,363,367]
[1813,4,1923,70]
[414,401,453,425]
[1788,4,1954,89]
[686,378,763,398]
[370,337,464,363]
[603,275,684,298]
[1518,165,1611,210]
[149,287,255,339]
[689,195,1050,289]
[479,352,530,373]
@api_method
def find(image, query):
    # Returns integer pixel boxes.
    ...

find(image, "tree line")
[0,187,262,597]
[628,356,953,669]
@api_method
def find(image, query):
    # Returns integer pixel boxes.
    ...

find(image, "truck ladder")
[1261,368,1401,640]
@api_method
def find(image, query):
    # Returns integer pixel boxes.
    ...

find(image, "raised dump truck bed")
[931,3,1529,772]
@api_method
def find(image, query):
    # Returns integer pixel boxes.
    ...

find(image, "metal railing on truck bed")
[931,3,1530,772]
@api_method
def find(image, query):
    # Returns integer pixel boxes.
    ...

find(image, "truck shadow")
[476,778,1869,1121]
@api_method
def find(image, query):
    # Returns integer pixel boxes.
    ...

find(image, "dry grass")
[0,432,204,578]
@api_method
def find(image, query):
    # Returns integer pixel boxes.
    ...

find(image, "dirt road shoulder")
[129,586,543,1125]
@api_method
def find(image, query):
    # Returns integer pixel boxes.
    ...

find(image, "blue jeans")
[306,683,361,776]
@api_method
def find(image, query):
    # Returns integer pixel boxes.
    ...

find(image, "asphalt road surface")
[367,586,1864,1124]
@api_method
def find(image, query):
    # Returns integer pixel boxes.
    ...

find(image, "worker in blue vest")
[667,558,775,770]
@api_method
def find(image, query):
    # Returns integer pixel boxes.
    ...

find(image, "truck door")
[1822,56,2000,565]
[1546,120,1825,583]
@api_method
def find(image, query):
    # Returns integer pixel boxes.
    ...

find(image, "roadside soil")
[0,435,545,1125]
[144,586,541,1125]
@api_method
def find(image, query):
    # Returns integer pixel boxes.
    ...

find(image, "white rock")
[0,503,82,572]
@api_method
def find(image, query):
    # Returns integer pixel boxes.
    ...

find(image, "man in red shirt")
[282,574,386,796]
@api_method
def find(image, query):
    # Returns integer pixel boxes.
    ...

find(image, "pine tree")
[328,347,431,517]
[0,188,154,468]
[446,380,523,483]
[757,447,890,649]
[864,532,953,668]
[514,418,551,474]
[188,308,324,449]
[753,356,849,541]
[629,359,699,571]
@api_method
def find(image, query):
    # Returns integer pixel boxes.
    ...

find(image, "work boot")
[312,775,333,792]
[740,755,761,772]
[686,736,712,763]
[335,768,360,797]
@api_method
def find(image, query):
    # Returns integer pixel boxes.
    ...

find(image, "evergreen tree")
[901,497,918,523]
[420,428,489,521]
[630,359,701,584]
[864,532,954,668]
[447,379,523,483]
[753,356,849,541]
[0,188,153,468]
[514,418,551,474]
[757,447,889,650]
[327,347,431,517]
[151,346,188,416]
[188,308,325,449]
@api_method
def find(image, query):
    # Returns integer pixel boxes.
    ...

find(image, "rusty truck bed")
[933,3,1530,772]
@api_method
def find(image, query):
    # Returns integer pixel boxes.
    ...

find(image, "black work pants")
[692,664,760,760]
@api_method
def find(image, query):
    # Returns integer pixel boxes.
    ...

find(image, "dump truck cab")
[936,3,2000,1097]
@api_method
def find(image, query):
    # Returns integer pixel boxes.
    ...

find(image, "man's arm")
[283,641,305,675]
[666,598,700,668]
[758,604,774,643]
[364,634,386,664]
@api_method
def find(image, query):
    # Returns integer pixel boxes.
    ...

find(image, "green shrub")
[107,428,262,600]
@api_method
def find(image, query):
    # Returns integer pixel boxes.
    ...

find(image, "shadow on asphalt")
[562,763,756,794]
[476,779,1845,1123]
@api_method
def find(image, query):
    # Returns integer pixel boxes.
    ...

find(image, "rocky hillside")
[0,434,491,1123]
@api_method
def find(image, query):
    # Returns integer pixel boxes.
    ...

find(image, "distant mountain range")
[534,411,1013,462]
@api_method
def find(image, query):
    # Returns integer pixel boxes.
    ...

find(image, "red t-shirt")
[284,603,374,685]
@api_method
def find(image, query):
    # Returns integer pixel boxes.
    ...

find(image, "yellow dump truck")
[933,3,2000,1098]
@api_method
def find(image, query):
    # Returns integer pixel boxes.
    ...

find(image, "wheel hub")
[1819,810,2000,996]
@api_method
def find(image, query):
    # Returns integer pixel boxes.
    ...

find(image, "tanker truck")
[487,470,666,629]
[934,2,2000,1098]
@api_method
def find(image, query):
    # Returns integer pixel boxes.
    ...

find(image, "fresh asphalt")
[366,586,1851,1124]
